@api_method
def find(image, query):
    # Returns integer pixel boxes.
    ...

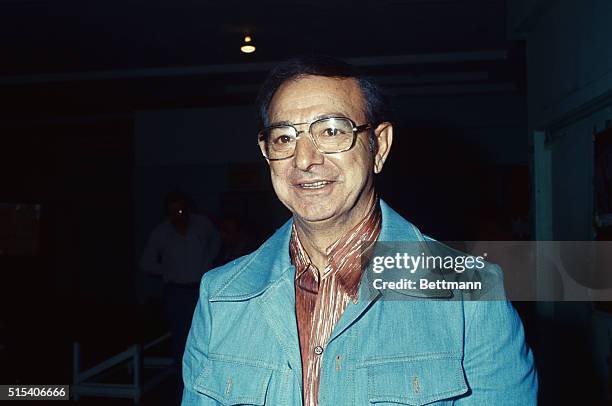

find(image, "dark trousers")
[163,283,200,399]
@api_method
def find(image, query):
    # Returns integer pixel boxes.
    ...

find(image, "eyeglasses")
[257,116,371,161]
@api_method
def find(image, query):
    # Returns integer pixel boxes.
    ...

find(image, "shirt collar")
[209,199,450,302]
[289,198,382,300]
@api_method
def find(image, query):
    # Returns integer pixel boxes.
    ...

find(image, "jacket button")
[314,346,324,355]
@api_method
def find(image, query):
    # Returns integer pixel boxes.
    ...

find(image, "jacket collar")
[209,199,451,301]
[209,217,294,302]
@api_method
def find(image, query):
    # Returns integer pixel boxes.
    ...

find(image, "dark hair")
[255,55,392,153]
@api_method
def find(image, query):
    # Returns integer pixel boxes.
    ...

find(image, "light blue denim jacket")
[182,200,538,405]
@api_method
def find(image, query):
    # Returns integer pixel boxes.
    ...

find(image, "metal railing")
[72,332,174,404]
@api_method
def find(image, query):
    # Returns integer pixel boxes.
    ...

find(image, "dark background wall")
[510,1,612,404]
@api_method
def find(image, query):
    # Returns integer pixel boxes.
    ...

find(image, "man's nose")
[294,133,324,171]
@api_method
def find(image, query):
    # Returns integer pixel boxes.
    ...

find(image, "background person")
[140,191,221,369]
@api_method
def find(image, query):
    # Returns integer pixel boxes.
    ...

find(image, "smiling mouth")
[297,181,333,189]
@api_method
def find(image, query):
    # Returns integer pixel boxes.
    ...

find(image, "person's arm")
[182,275,212,405]
[140,227,163,276]
[201,217,222,270]
[457,299,538,405]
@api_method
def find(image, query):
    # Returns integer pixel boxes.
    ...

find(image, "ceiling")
[0,0,524,118]
[0,0,510,73]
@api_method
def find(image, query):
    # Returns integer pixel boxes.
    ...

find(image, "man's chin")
[292,208,337,224]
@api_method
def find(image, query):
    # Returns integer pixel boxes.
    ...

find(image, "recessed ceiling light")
[240,35,256,54]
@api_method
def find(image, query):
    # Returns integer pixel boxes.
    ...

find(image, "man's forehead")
[268,75,365,123]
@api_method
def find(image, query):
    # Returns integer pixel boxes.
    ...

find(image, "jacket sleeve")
[181,274,213,405]
[457,299,538,405]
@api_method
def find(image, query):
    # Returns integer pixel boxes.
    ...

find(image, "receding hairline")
[266,74,367,122]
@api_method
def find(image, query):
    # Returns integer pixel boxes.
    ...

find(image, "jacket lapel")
[208,220,303,384]
[328,200,452,343]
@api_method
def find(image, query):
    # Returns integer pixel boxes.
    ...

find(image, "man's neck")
[293,192,377,270]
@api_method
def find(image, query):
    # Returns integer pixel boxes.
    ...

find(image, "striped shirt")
[289,200,382,406]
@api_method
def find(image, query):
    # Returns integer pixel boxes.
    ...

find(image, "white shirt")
[140,214,221,285]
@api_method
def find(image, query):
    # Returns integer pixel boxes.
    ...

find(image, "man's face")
[168,200,189,226]
[266,75,378,225]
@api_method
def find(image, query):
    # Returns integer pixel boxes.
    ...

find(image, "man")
[182,56,537,405]
[141,191,221,369]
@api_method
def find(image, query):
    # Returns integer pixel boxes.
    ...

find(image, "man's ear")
[373,122,393,174]
[258,140,271,165]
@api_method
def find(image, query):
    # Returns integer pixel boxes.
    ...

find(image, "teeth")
[300,181,330,189]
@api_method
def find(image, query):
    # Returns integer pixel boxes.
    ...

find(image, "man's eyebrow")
[268,113,350,127]
[312,112,349,121]
[268,119,293,127]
